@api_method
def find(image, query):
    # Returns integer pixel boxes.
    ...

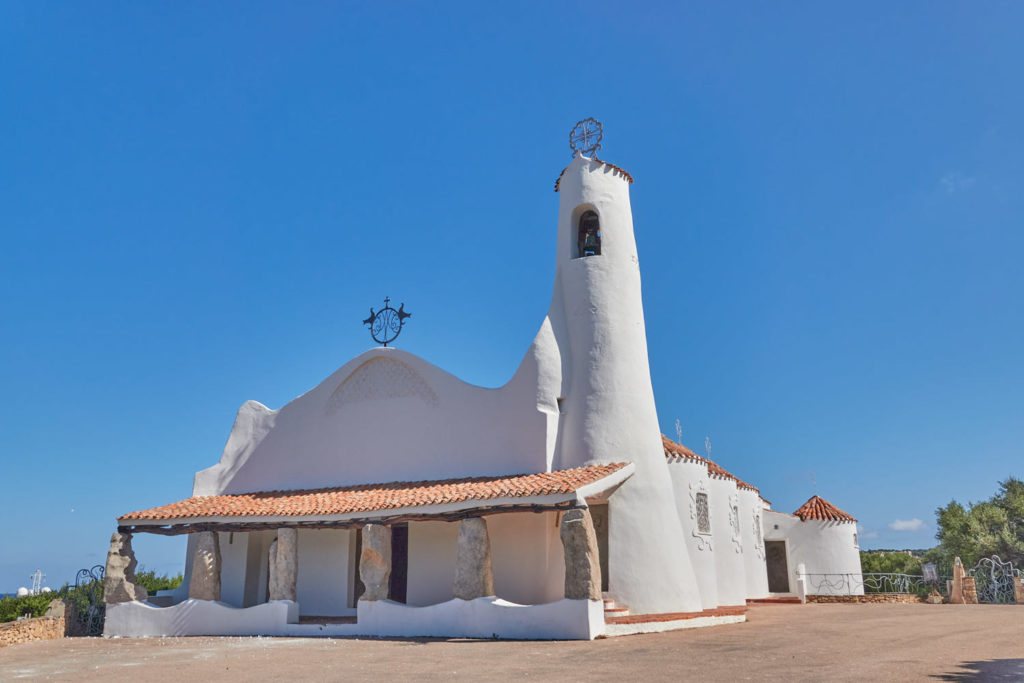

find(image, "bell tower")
[545,120,704,615]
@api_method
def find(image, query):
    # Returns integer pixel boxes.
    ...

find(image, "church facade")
[103,129,863,639]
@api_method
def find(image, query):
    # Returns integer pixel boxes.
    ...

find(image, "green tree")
[859,551,923,575]
[934,477,1024,572]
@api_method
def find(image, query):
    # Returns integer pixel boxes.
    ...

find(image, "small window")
[577,210,601,257]
[754,511,762,547]
[696,492,711,534]
[853,533,859,548]
[730,504,740,537]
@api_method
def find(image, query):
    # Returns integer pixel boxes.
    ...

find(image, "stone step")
[604,607,630,616]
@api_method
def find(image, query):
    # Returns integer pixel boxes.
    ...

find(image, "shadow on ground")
[931,659,1024,681]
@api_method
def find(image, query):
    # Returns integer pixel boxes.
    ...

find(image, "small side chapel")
[103,122,863,640]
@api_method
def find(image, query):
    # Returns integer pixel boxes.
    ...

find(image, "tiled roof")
[554,157,634,192]
[732,477,760,494]
[703,458,735,481]
[793,495,856,523]
[661,435,764,497]
[661,434,704,462]
[119,463,630,522]
[706,458,759,493]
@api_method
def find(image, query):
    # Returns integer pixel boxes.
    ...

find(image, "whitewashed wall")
[218,531,248,608]
[547,156,702,615]
[296,529,353,615]
[738,488,769,599]
[406,513,565,607]
[709,477,746,606]
[489,512,565,605]
[193,348,552,496]
[184,154,704,618]
[764,510,863,595]
[407,521,459,607]
[667,459,719,610]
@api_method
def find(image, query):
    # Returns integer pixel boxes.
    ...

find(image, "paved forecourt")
[2,603,1022,681]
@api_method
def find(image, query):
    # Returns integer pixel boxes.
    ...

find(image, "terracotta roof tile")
[119,463,630,523]
[703,458,735,481]
[732,477,760,494]
[554,157,634,192]
[661,434,705,463]
[793,495,856,523]
[661,435,763,495]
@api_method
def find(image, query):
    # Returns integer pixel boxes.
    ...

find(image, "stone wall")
[0,615,65,648]
[806,593,925,604]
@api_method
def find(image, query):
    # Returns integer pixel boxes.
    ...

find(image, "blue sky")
[1,2,1021,590]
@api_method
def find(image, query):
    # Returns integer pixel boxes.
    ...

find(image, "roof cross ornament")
[569,117,603,159]
[362,296,411,347]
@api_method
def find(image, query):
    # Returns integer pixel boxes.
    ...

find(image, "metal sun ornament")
[362,297,411,347]
[569,117,603,159]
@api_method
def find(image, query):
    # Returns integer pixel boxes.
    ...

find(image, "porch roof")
[118,462,634,535]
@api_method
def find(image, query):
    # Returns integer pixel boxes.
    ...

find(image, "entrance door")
[389,523,409,604]
[590,504,609,592]
[765,541,790,593]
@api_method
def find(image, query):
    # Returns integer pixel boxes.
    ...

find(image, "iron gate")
[72,565,106,636]
[967,555,1019,604]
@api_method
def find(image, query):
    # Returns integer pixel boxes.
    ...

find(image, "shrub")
[134,568,183,594]
[0,587,69,623]
[0,568,182,624]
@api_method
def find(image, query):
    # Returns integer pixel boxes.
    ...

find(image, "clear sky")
[1,2,1021,590]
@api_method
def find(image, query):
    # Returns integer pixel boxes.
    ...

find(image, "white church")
[103,122,863,640]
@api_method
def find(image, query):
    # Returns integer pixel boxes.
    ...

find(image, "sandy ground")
[2,603,1023,681]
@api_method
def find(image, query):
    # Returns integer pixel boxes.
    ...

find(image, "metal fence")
[799,572,948,596]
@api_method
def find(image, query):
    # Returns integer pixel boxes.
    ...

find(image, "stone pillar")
[560,508,602,601]
[1015,577,1024,604]
[103,532,149,604]
[268,528,298,601]
[189,531,222,601]
[359,524,391,601]
[268,539,280,600]
[950,556,966,604]
[963,577,979,604]
[453,517,495,600]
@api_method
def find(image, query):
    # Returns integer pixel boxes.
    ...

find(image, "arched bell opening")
[575,210,601,258]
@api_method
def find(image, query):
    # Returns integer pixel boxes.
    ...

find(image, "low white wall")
[105,599,299,637]
[764,510,863,595]
[604,612,746,637]
[357,597,604,640]
[709,478,746,606]
[738,489,769,599]
[104,598,602,640]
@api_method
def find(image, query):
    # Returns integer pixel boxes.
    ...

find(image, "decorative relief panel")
[688,480,712,551]
[327,357,439,413]
[730,494,743,554]
[752,509,764,560]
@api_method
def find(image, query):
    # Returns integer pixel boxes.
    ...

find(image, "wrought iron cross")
[362,297,411,346]
[569,117,603,158]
